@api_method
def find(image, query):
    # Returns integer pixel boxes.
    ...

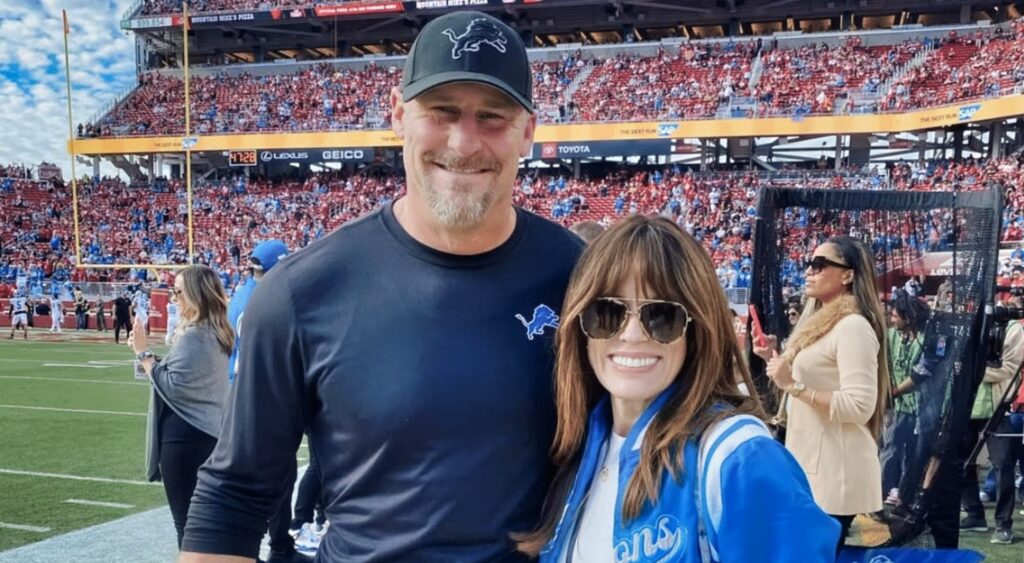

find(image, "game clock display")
[228,150,258,166]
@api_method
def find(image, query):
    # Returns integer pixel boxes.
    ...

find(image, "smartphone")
[748,304,767,348]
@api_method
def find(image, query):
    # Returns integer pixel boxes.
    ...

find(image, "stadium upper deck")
[80,17,1024,140]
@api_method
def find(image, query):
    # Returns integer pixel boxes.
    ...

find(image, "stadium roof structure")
[123,0,1021,67]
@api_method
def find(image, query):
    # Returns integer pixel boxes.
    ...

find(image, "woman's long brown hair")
[515,215,765,556]
[174,264,234,355]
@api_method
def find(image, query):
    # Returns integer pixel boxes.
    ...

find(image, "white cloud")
[0,1,136,179]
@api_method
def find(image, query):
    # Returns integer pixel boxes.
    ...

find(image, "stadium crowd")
[887,21,1024,111]
[140,0,316,16]
[79,20,1024,138]
[2,155,1022,296]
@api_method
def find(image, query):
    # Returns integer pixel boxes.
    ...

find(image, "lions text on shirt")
[570,432,627,563]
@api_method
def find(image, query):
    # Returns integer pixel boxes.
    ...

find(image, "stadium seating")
[81,19,1024,138]
[3,157,1021,292]
[888,21,1024,111]
[756,37,918,115]
[140,0,321,16]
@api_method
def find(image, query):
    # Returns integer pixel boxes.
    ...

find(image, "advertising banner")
[533,139,674,159]
[258,148,376,163]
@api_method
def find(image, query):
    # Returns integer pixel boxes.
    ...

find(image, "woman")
[129,264,233,549]
[518,215,837,562]
[757,235,890,551]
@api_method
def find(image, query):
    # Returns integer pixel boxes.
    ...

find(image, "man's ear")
[518,112,537,159]
[391,87,405,139]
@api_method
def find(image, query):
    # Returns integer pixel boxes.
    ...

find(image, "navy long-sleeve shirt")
[183,203,583,561]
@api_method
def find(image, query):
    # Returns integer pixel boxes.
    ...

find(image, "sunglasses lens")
[640,302,688,343]
[581,299,627,339]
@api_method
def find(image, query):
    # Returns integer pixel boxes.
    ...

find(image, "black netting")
[749,187,1002,547]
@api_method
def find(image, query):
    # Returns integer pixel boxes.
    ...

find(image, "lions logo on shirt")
[443,18,508,60]
[515,304,559,341]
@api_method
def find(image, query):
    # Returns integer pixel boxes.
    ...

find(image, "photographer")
[959,291,1024,544]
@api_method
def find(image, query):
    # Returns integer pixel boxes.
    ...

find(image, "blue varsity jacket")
[540,387,839,563]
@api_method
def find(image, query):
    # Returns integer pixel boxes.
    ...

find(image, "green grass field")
[0,330,1020,560]
[0,333,169,552]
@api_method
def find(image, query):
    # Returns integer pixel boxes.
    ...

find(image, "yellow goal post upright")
[63,3,197,273]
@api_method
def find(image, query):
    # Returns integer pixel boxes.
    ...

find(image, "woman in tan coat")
[755,235,890,553]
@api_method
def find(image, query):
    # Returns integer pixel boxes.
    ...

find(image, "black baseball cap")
[402,11,533,113]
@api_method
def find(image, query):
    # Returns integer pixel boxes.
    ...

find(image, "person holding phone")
[753,236,889,553]
[517,215,838,563]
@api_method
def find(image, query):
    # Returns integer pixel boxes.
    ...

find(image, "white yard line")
[0,522,51,533]
[0,376,147,387]
[63,499,135,509]
[41,364,117,369]
[0,405,145,417]
[0,468,159,487]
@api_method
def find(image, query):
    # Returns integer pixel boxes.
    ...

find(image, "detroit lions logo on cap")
[515,304,559,341]
[442,18,508,60]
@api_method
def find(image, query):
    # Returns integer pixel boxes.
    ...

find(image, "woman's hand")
[766,351,794,390]
[129,319,148,355]
[751,334,778,362]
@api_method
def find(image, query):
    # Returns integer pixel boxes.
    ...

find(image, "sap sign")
[958,103,982,122]
[657,123,680,137]
[321,149,366,161]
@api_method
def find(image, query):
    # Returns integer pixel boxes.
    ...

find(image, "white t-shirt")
[569,432,627,563]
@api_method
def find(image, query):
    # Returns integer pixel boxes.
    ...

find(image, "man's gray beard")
[422,181,495,229]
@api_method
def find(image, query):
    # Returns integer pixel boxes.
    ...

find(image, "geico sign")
[558,145,591,155]
[322,150,366,160]
[261,151,308,161]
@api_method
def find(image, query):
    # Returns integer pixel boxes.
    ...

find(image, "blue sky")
[0,0,136,178]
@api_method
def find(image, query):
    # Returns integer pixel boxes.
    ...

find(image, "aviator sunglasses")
[805,255,853,275]
[579,297,690,344]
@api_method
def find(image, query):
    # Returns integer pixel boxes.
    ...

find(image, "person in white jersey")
[7,289,29,339]
[133,286,151,336]
[166,290,180,345]
[50,293,64,334]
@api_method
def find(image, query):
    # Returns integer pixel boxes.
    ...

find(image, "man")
[960,292,1024,545]
[74,287,88,330]
[113,290,133,344]
[49,293,64,334]
[224,239,308,563]
[95,295,108,332]
[165,291,179,346]
[181,11,583,562]
[132,285,150,336]
[225,241,289,384]
[7,289,29,339]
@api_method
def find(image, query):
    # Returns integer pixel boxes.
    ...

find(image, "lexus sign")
[257,148,372,163]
